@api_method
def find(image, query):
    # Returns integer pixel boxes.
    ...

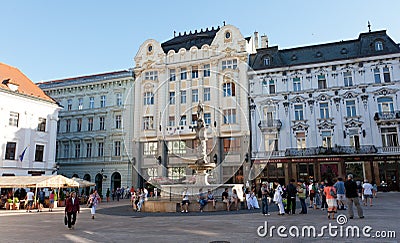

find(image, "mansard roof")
[249,30,400,71]
[161,27,220,53]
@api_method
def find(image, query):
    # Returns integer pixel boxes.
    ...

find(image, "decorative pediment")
[143,82,155,92]
[344,118,363,128]
[142,60,155,69]
[289,70,304,78]
[373,87,398,97]
[289,95,305,103]
[342,91,359,99]
[259,98,280,106]
[313,67,328,74]
[317,120,335,131]
[223,47,236,57]
[316,93,332,102]
[292,121,309,133]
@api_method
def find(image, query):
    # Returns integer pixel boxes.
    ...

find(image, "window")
[63,144,69,158]
[76,118,82,132]
[89,97,95,109]
[377,97,394,114]
[349,129,360,149]
[204,113,211,125]
[180,90,186,104]
[293,78,301,92]
[203,88,210,101]
[5,142,16,160]
[269,80,276,94]
[192,89,198,102]
[179,115,187,126]
[168,116,175,126]
[180,68,187,80]
[191,114,197,125]
[37,118,46,132]
[223,109,236,124]
[168,141,186,154]
[191,67,198,79]
[9,112,19,127]
[381,127,399,147]
[114,141,121,156]
[322,131,332,148]
[99,116,105,130]
[74,143,80,158]
[346,100,357,117]
[98,142,104,157]
[343,71,353,87]
[169,92,175,105]
[143,92,154,105]
[169,69,176,81]
[375,41,383,51]
[262,80,268,94]
[116,93,122,106]
[318,75,327,89]
[222,59,237,70]
[264,58,270,66]
[168,167,186,180]
[143,116,154,130]
[319,103,329,119]
[264,133,278,152]
[383,67,391,82]
[87,117,93,131]
[203,64,210,77]
[223,82,236,97]
[78,98,83,110]
[294,105,304,120]
[67,99,72,111]
[374,68,381,83]
[35,145,45,161]
[296,132,306,149]
[144,71,158,81]
[86,143,92,157]
[144,142,158,155]
[66,119,71,133]
[115,115,122,129]
[100,95,106,108]
[223,137,240,153]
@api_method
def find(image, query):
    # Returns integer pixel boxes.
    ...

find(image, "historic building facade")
[0,63,61,177]
[39,71,135,195]
[249,30,400,191]
[133,25,253,186]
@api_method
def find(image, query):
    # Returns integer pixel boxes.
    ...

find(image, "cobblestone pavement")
[0,192,398,243]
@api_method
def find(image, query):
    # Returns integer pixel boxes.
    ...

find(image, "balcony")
[258,119,282,131]
[285,145,377,157]
[252,150,285,158]
[376,146,400,154]
[374,111,400,121]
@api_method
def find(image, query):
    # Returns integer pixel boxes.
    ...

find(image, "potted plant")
[106,188,110,202]
[13,197,20,210]
[6,198,12,210]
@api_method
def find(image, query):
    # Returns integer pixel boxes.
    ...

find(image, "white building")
[0,63,61,176]
[248,30,400,191]
[133,25,253,187]
[39,71,135,195]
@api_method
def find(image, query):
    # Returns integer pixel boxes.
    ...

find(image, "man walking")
[65,191,80,229]
[261,182,270,216]
[286,179,297,215]
[344,174,364,219]
[334,177,346,210]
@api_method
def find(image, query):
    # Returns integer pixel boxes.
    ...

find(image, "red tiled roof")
[0,62,55,103]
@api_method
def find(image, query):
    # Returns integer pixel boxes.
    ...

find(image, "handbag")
[64,214,67,225]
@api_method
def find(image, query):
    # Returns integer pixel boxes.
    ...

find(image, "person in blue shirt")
[334,177,346,210]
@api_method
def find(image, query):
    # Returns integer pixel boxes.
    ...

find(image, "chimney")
[254,31,259,49]
[261,34,268,48]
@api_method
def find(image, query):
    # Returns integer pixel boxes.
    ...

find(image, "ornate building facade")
[133,25,253,186]
[0,63,60,177]
[249,30,400,191]
[39,71,135,195]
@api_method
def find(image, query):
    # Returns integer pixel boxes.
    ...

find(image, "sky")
[1,0,399,83]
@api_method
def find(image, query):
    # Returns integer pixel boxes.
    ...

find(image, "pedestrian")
[25,189,34,212]
[324,179,337,220]
[222,188,231,211]
[116,188,121,201]
[207,189,216,208]
[334,177,346,210]
[49,190,55,212]
[37,188,45,212]
[371,180,378,198]
[181,188,190,213]
[261,182,270,216]
[136,188,145,212]
[286,179,297,215]
[344,174,364,219]
[111,189,115,201]
[308,180,315,208]
[198,188,207,212]
[273,181,285,216]
[313,181,321,209]
[65,191,80,230]
[319,181,328,211]
[87,190,100,219]
[297,180,307,214]
[231,189,239,211]
[362,180,374,206]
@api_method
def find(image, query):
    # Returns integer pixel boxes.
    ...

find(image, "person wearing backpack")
[323,179,337,220]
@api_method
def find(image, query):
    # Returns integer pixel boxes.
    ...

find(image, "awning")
[71,177,95,187]
[0,175,79,188]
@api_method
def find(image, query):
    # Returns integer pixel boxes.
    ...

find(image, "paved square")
[0,192,398,242]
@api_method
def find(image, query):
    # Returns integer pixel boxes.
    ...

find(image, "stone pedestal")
[188,163,216,186]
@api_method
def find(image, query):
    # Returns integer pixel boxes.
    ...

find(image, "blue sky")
[1,0,399,82]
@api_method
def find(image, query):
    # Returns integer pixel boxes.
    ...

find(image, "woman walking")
[324,180,337,220]
[87,190,100,219]
[273,181,285,215]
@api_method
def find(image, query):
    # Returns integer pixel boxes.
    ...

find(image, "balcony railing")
[258,119,282,131]
[252,150,285,158]
[374,111,400,121]
[376,146,400,154]
[285,145,378,157]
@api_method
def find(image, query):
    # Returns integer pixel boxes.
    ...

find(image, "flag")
[19,146,28,162]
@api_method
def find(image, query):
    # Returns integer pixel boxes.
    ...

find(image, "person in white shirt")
[362,180,374,207]
[25,189,34,212]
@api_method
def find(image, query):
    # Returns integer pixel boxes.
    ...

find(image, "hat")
[262,181,267,185]
[348,174,354,179]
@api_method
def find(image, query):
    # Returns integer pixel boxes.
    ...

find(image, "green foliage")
[7,199,12,203]
[13,197,19,203]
